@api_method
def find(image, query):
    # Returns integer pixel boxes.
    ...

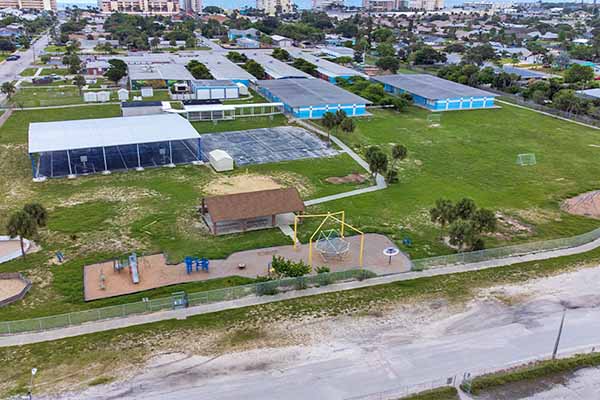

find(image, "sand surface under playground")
[83,234,411,301]
[0,278,27,302]
[0,240,21,260]
[205,174,283,196]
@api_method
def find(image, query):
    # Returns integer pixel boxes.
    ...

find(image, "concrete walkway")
[2,233,600,347]
[294,119,387,207]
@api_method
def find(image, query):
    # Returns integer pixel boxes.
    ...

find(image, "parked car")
[6,55,20,61]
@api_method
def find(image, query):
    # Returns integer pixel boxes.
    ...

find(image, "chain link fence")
[0,269,373,335]
[412,226,600,270]
[2,225,600,335]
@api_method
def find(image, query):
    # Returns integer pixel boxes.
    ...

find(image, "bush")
[466,352,600,395]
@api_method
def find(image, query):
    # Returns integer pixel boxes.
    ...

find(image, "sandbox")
[0,273,31,307]
[83,234,411,301]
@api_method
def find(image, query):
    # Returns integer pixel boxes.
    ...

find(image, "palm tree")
[72,74,86,96]
[23,203,48,227]
[6,210,37,259]
[390,144,407,170]
[1,81,16,100]
[321,112,336,144]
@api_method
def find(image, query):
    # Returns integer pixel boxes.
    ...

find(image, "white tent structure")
[141,87,154,97]
[117,88,129,101]
[83,92,98,102]
[97,91,111,102]
[208,149,233,172]
[28,114,203,179]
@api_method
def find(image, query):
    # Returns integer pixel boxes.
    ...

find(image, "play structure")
[516,153,536,166]
[314,229,351,261]
[293,211,365,267]
[110,253,141,287]
[184,257,209,274]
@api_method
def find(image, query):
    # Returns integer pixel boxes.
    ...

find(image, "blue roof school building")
[287,48,367,83]
[257,78,371,119]
[372,74,497,111]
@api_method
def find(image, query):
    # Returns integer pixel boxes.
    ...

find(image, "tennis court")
[200,126,338,165]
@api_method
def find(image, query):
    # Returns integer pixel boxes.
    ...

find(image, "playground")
[83,233,411,301]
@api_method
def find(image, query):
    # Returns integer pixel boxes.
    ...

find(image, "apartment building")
[256,0,293,16]
[98,0,180,15]
[0,0,56,11]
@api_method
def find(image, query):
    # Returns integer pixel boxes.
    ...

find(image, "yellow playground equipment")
[293,211,365,267]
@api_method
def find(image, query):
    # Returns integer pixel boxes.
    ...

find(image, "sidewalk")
[2,234,600,348]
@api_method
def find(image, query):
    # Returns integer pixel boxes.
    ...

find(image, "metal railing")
[345,346,600,400]
[0,269,371,335]
[412,226,600,270]
[2,225,600,335]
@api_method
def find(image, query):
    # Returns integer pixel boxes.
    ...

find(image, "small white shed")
[236,82,249,96]
[208,149,234,172]
[96,91,111,103]
[117,88,129,101]
[83,92,98,102]
[141,87,154,98]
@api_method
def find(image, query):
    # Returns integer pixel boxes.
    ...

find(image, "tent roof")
[28,114,200,153]
[204,188,305,223]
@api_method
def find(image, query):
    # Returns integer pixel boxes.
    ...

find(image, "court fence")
[2,225,600,335]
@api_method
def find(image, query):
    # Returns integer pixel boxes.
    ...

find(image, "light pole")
[552,309,567,360]
[28,367,37,400]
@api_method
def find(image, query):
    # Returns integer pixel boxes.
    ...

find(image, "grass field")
[0,105,368,320]
[1,101,600,329]
[40,68,70,76]
[315,106,600,258]
[19,67,38,77]
[2,239,600,397]
[43,45,66,53]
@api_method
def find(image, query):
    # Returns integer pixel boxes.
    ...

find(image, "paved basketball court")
[200,126,338,166]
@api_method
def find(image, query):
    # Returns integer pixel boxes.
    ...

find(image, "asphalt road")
[0,34,48,83]
[70,290,600,400]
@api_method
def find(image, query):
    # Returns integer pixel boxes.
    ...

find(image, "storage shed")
[208,149,234,172]
[191,80,240,100]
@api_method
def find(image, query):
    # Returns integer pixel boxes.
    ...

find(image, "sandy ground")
[204,174,283,196]
[42,265,600,400]
[0,278,27,302]
[83,233,411,300]
[562,190,600,219]
[325,173,367,184]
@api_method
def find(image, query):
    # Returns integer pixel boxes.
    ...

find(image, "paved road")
[70,289,600,400]
[0,34,48,83]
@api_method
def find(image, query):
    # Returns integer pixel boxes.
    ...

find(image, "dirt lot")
[40,263,600,400]
[562,190,600,219]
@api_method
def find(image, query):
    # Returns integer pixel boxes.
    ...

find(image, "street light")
[28,368,37,400]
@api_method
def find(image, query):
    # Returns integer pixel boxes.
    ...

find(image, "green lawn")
[0,106,367,320]
[43,45,66,53]
[19,67,38,77]
[40,68,70,76]
[3,236,600,397]
[315,105,600,258]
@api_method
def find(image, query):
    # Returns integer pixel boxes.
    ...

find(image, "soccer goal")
[516,153,537,166]
[427,113,441,128]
